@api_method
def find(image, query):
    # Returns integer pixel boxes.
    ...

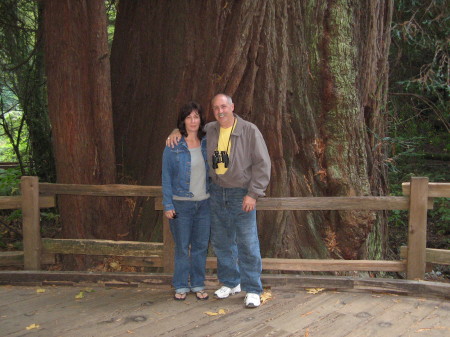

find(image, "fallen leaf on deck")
[416,327,450,332]
[83,288,95,293]
[260,290,272,304]
[26,323,40,330]
[306,288,325,294]
[204,309,227,316]
[204,311,219,316]
[301,311,314,317]
[110,261,120,270]
[36,289,45,293]
[127,330,135,334]
[75,291,84,299]
[304,328,309,336]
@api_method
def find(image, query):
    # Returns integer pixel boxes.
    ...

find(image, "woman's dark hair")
[177,101,206,139]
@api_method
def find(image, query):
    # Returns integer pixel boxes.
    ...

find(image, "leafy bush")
[0,167,20,196]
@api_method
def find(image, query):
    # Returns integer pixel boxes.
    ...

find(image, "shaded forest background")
[0,0,448,275]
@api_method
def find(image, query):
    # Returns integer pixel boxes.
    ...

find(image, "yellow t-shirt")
[215,126,233,175]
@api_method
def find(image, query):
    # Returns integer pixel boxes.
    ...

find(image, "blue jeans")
[170,199,210,293]
[210,183,263,294]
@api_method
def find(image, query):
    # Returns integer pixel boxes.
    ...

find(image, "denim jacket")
[162,136,209,211]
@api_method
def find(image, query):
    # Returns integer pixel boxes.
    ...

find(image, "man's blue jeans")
[170,199,210,293]
[210,183,263,295]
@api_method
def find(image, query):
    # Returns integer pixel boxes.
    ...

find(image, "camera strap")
[217,117,237,155]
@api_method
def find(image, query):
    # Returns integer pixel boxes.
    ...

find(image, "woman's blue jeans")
[210,183,263,295]
[170,199,210,293]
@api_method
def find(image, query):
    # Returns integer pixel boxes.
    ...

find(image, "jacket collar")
[176,136,206,149]
[212,114,243,136]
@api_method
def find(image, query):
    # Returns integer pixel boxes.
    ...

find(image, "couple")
[162,94,271,308]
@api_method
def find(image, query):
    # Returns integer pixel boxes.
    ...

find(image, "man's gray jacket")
[205,114,271,199]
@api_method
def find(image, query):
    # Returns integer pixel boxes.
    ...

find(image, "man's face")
[212,95,234,128]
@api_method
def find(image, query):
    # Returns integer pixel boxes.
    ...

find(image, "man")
[167,94,271,308]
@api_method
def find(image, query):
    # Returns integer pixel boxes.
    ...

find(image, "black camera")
[212,150,229,169]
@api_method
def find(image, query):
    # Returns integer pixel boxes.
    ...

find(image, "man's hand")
[166,129,182,147]
[242,195,256,212]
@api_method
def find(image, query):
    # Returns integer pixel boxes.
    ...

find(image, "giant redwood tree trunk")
[111,1,392,260]
[43,0,128,268]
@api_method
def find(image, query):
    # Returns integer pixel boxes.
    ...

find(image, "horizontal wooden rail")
[39,183,162,197]
[400,246,450,265]
[155,196,433,211]
[34,238,409,272]
[255,196,433,210]
[0,251,55,266]
[0,162,19,169]
[261,258,406,272]
[0,196,55,210]
[42,238,163,257]
[402,182,450,197]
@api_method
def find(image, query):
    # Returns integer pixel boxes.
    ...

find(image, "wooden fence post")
[163,215,175,274]
[21,176,42,270]
[406,177,429,280]
[155,197,174,273]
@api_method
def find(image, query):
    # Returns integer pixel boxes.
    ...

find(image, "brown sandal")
[195,290,209,300]
[174,292,187,301]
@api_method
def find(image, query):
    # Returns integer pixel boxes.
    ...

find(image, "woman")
[162,101,210,301]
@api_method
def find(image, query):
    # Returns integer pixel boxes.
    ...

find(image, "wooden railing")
[1,176,449,280]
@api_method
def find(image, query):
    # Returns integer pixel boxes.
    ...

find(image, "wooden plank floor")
[1,284,449,337]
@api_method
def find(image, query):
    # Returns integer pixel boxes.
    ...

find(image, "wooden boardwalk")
[1,283,449,337]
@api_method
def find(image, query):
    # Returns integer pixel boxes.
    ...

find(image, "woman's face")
[184,110,200,134]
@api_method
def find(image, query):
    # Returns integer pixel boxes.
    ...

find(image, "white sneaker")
[214,284,241,299]
[244,293,261,308]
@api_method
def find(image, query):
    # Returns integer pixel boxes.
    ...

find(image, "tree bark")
[111,0,392,259]
[42,0,128,268]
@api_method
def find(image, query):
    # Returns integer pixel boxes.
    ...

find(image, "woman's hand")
[164,210,177,219]
[166,129,182,147]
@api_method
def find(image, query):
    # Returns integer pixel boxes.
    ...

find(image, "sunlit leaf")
[26,323,40,330]
[204,309,227,316]
[75,291,84,299]
[260,290,272,304]
[204,311,218,316]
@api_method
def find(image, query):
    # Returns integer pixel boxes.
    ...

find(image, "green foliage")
[0,0,55,181]
[0,167,21,196]
[106,0,117,47]
[40,211,60,222]
[389,0,449,155]
[430,198,450,236]
[387,0,449,257]
[6,209,21,222]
